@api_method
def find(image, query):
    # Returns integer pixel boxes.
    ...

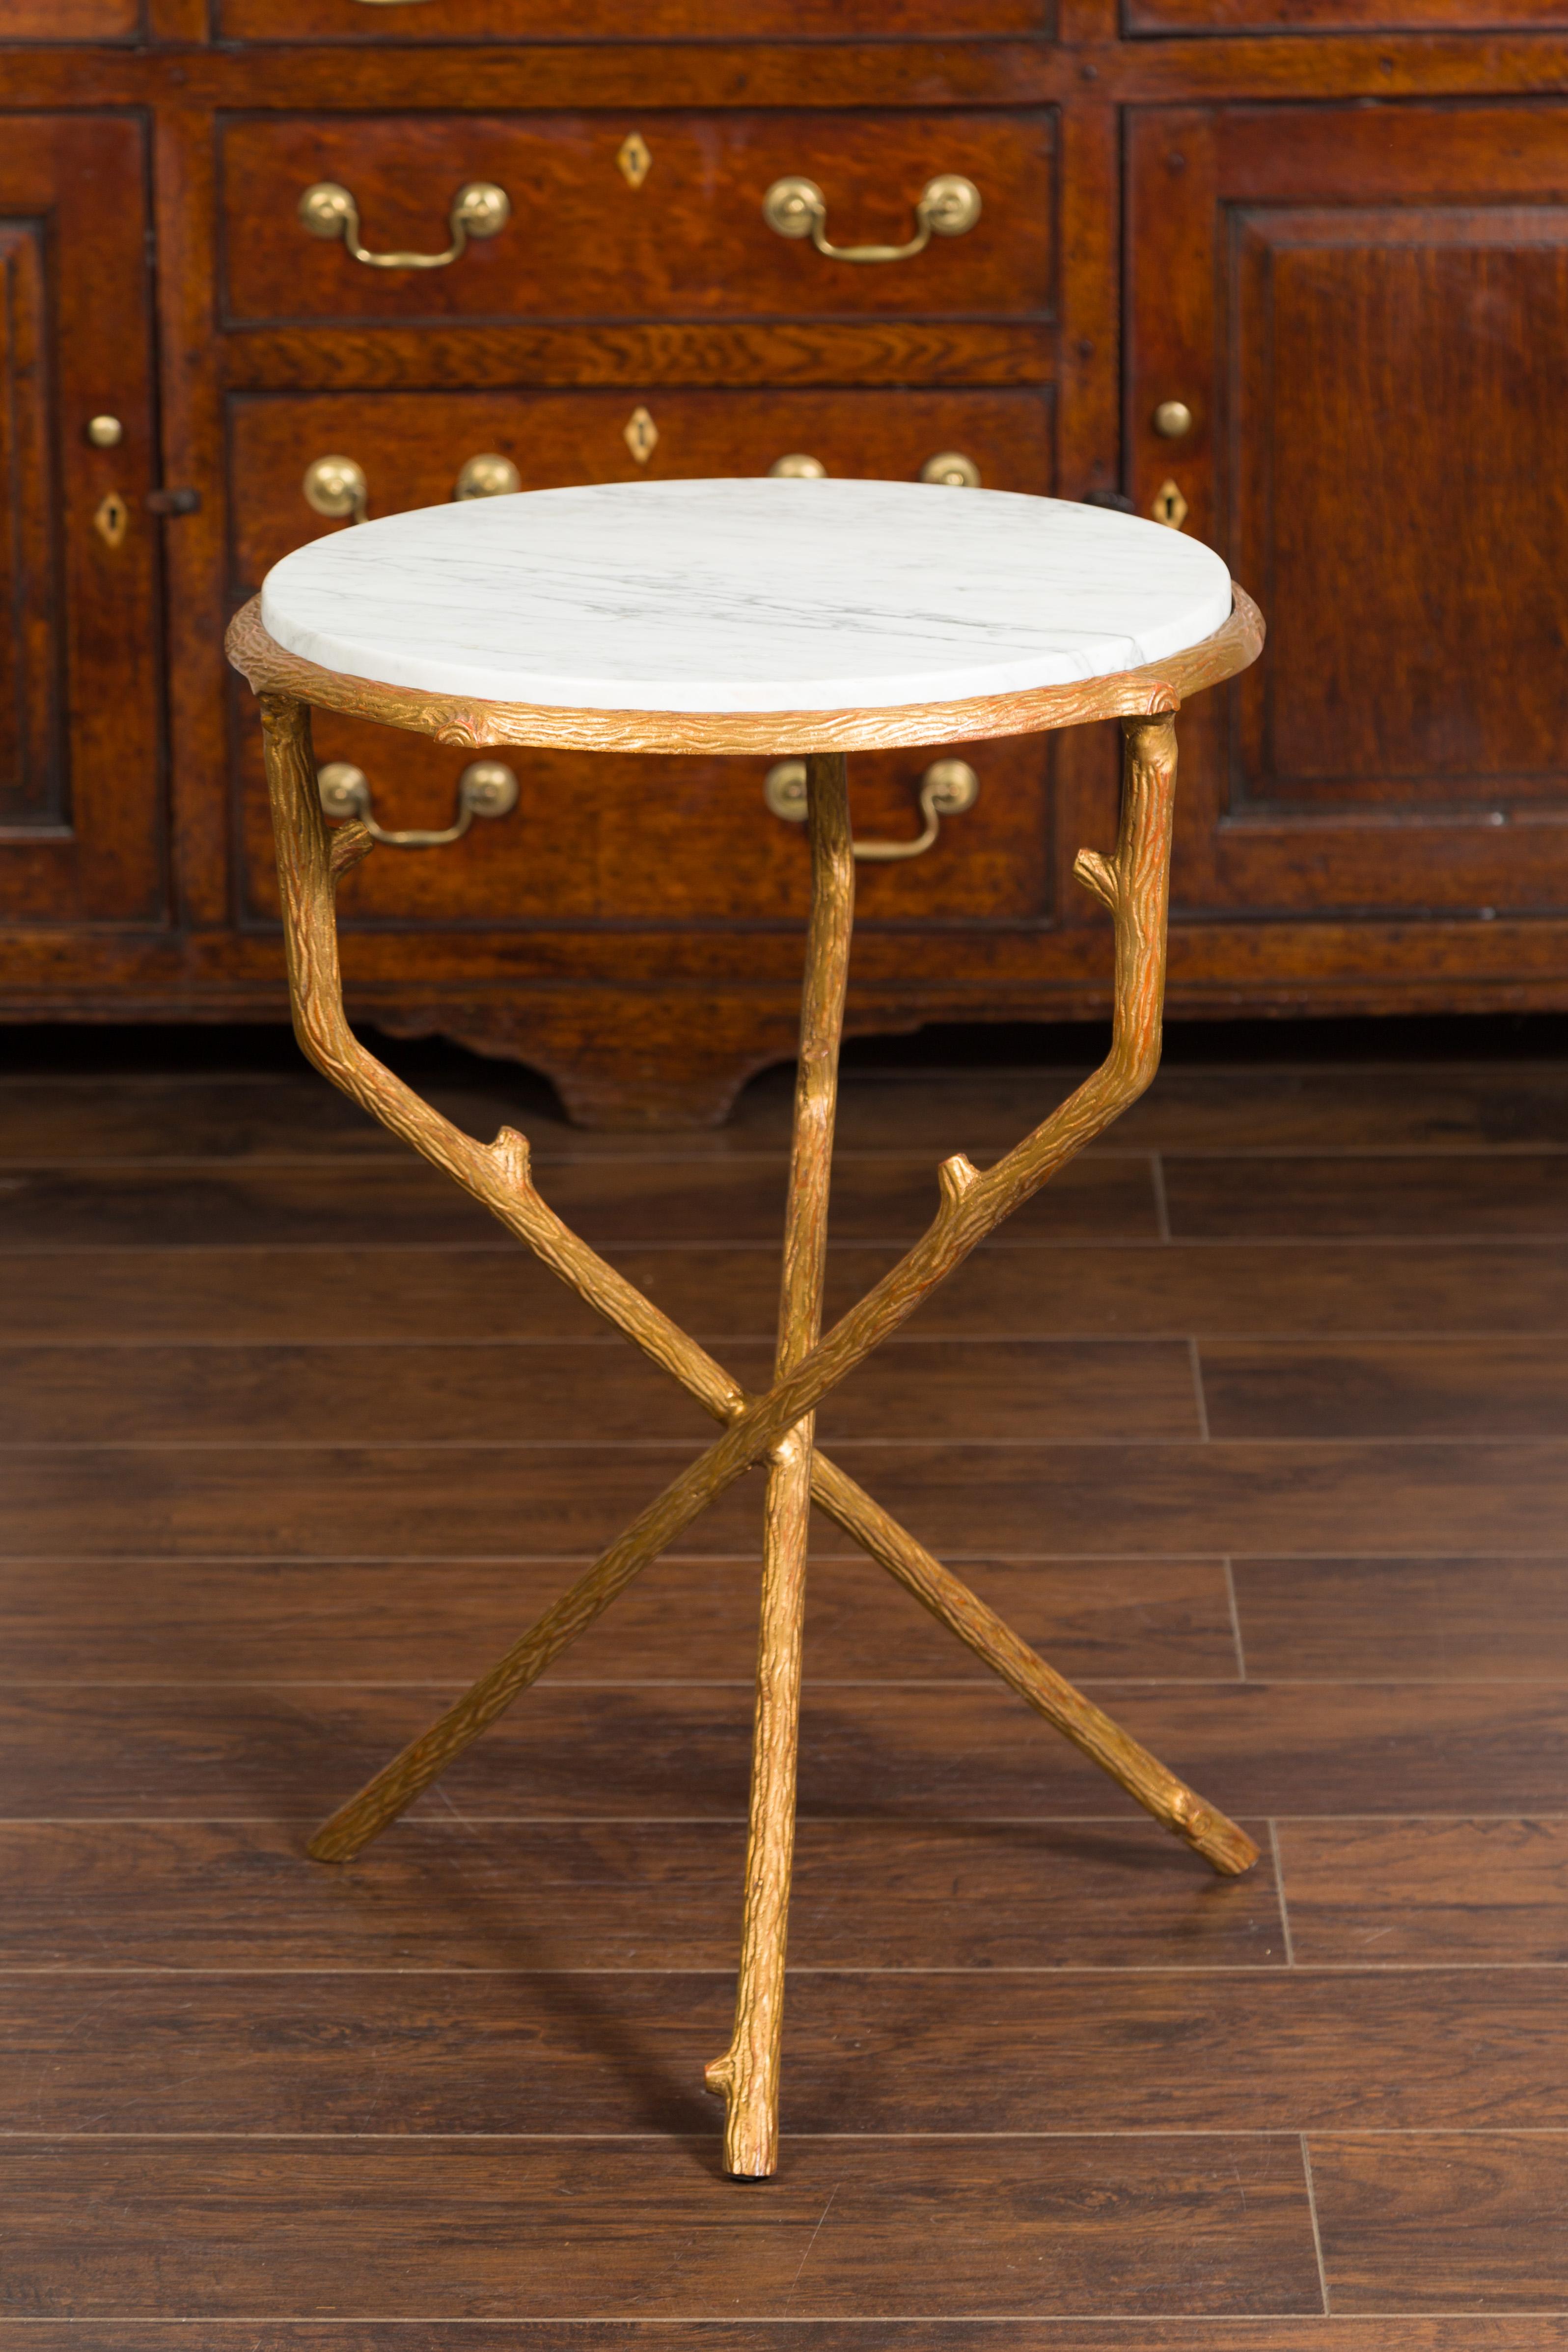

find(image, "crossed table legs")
[259,691,1259,2181]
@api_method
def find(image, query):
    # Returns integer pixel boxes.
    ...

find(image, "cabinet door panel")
[1128,104,1568,917]
[0,117,163,925]
[220,113,1053,328]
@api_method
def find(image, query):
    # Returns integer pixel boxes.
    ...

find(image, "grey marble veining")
[260,477,1233,713]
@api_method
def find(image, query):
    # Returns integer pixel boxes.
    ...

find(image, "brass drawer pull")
[765,756,978,862]
[454,452,521,499]
[298,179,511,271]
[769,453,827,479]
[762,173,980,265]
[303,454,368,524]
[920,450,981,488]
[317,758,519,848]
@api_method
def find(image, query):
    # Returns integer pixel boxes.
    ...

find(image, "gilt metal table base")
[242,589,1265,2183]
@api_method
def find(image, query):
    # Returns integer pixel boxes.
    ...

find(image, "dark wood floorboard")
[1202,1339,1568,1439]
[6,1053,1566,2328]
[6,1057,1567,1158]
[3,2325,1564,2352]
[0,1818,1280,1971]
[1278,1817,1568,1963]
[13,1237,1568,1344]
[0,1151,1157,1248]
[0,1336,1203,1446]
[1311,2133,1568,2311]
[6,1679,1564,1818]
[0,1552,1239,1681]
[1164,1154,1568,1241]
[0,2136,1322,2319]
[8,1967,1562,2137]
[7,1435,1563,1556]
[1234,1557,1568,1679]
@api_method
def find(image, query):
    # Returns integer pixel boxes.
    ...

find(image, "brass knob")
[86,415,123,448]
[317,757,519,848]
[762,172,981,264]
[454,452,521,500]
[769,454,827,479]
[298,179,510,271]
[1152,400,1193,439]
[919,451,981,489]
[303,455,368,524]
[764,756,978,861]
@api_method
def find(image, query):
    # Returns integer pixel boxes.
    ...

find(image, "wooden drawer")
[239,722,1052,932]
[219,112,1053,327]
[227,387,1054,593]
[2,0,139,32]
[220,0,1051,37]
[232,385,1053,928]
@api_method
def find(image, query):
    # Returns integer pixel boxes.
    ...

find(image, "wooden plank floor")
[4,1039,1568,2349]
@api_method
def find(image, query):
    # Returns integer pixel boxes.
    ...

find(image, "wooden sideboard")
[2,5,1566,1122]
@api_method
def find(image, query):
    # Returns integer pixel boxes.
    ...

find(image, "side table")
[227,476,1266,2179]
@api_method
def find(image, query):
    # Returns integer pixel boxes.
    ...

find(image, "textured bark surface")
[258,688,1255,1892]
[705,752,854,2177]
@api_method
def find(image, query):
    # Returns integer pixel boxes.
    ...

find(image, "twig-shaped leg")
[705,753,853,2178]
[259,692,1255,1881]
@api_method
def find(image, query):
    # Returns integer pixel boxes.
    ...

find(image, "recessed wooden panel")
[1129,0,1568,34]
[1127,103,1568,921]
[0,224,61,829]
[219,112,1055,327]
[230,387,1054,932]
[0,115,163,924]
[223,0,1050,36]
[1233,208,1568,814]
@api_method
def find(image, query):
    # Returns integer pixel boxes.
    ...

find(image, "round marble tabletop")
[259,478,1233,718]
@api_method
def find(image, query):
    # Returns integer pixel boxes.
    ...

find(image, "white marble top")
[260,478,1232,714]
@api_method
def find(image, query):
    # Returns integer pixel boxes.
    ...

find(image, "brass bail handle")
[762,172,981,264]
[317,758,520,849]
[298,179,511,270]
[765,757,979,862]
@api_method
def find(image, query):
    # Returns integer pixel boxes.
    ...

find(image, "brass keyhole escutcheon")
[624,406,659,464]
[617,132,652,189]
[1152,478,1189,530]
[93,491,129,548]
